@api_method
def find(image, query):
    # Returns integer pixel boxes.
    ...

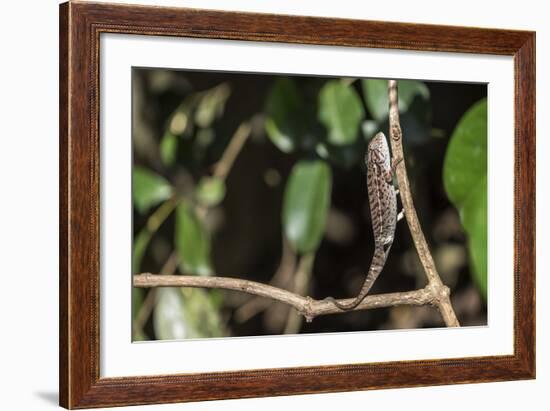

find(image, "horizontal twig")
[133,273,436,322]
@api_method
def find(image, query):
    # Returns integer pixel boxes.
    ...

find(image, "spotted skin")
[327,132,398,310]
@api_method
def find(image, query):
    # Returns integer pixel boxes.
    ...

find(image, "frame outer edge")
[59,2,536,408]
[515,33,536,377]
[62,1,98,408]
[59,1,70,408]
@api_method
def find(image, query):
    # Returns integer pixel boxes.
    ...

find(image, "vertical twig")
[196,121,252,220]
[212,122,252,181]
[387,80,460,327]
[283,252,315,333]
[234,236,297,323]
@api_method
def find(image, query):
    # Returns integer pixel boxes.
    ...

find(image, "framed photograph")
[59,1,535,409]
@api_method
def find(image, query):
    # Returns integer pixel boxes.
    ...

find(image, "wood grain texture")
[59,2,69,407]
[59,1,536,408]
[514,34,536,375]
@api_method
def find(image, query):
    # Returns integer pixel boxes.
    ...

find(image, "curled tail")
[326,246,387,311]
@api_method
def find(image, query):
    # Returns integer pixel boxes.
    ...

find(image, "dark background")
[132,68,487,340]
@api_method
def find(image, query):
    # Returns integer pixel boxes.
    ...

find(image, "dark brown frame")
[59,1,535,409]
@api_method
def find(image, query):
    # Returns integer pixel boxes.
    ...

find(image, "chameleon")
[326,131,402,311]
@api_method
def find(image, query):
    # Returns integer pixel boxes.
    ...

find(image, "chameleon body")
[328,132,399,310]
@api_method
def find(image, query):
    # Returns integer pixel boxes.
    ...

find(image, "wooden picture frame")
[59,1,535,408]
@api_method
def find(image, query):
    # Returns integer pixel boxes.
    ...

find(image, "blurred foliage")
[318,80,364,145]
[154,287,225,340]
[132,77,232,340]
[132,69,488,341]
[443,99,488,299]
[133,166,173,214]
[160,131,178,167]
[195,176,226,207]
[265,78,307,153]
[362,79,430,122]
[175,201,212,276]
[283,160,332,254]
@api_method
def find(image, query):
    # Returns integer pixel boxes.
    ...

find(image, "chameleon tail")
[326,246,388,311]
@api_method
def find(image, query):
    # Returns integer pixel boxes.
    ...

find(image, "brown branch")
[387,79,460,327]
[134,273,437,322]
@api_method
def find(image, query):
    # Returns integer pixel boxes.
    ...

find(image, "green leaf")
[132,229,151,273]
[194,83,231,128]
[160,131,178,166]
[169,110,189,135]
[361,79,388,121]
[361,120,379,141]
[179,288,225,338]
[154,287,188,340]
[154,287,225,340]
[175,202,212,276]
[132,288,145,321]
[361,79,430,122]
[133,329,148,342]
[318,80,364,145]
[133,166,173,214]
[443,98,487,299]
[195,176,226,207]
[196,128,215,148]
[132,199,177,274]
[315,141,362,169]
[443,99,487,206]
[461,176,487,299]
[396,80,430,109]
[132,286,148,340]
[282,160,332,253]
[264,78,304,153]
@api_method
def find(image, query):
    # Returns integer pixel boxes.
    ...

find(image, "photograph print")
[131,68,487,341]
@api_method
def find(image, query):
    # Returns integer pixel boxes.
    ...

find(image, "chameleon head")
[366,132,390,167]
